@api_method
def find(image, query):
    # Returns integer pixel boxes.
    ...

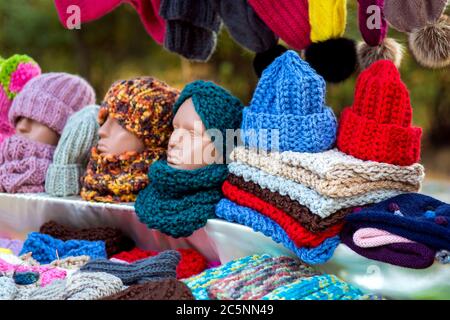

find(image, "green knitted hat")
[45,105,100,197]
[173,80,244,159]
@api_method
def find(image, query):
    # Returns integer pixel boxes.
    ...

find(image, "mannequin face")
[167,98,219,170]
[97,116,145,156]
[15,117,60,146]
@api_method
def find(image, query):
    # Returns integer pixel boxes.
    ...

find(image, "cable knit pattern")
[20,232,107,264]
[135,160,229,238]
[228,174,351,232]
[39,221,135,258]
[229,161,402,217]
[353,227,414,248]
[80,250,180,285]
[241,51,337,153]
[222,180,343,247]
[0,135,55,193]
[216,199,340,264]
[232,147,424,197]
[337,60,422,166]
[208,256,318,300]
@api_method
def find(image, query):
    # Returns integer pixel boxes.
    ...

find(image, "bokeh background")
[0,0,449,198]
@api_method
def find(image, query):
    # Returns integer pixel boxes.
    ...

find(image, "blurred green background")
[0,1,449,191]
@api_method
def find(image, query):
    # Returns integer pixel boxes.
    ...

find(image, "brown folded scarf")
[227,174,352,232]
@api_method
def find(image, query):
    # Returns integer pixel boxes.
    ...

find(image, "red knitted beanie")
[248,0,311,51]
[337,60,422,166]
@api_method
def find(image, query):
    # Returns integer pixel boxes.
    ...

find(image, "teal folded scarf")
[135,160,229,238]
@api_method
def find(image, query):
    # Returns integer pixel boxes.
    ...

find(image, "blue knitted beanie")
[241,50,337,153]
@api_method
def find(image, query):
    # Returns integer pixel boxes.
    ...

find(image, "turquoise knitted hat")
[241,50,337,153]
[173,80,244,159]
[45,105,100,197]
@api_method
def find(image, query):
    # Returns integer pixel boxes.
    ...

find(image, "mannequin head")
[15,116,59,146]
[97,115,145,156]
[167,98,219,170]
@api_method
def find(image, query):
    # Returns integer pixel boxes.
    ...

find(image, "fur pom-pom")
[304,38,357,83]
[253,45,288,78]
[357,38,404,70]
[409,15,450,69]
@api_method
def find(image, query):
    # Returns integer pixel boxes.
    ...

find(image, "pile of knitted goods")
[182,254,381,300]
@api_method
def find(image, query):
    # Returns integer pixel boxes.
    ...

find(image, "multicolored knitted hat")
[241,50,337,153]
[337,60,422,166]
[99,77,179,153]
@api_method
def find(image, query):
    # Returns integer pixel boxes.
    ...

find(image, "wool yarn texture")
[308,0,347,42]
[227,174,352,233]
[0,135,56,193]
[232,147,424,198]
[229,161,402,218]
[341,223,436,269]
[80,250,180,285]
[20,232,107,264]
[0,238,23,255]
[50,256,91,270]
[222,180,343,248]
[346,193,450,251]
[353,228,415,248]
[45,105,100,197]
[241,51,337,153]
[207,256,318,300]
[39,220,135,257]
[111,247,208,279]
[54,0,166,44]
[135,161,229,238]
[261,274,366,300]
[182,254,273,300]
[216,199,340,265]
[102,278,195,300]
[248,0,311,51]
[0,277,16,300]
[337,60,422,166]
[210,0,277,53]
[160,0,221,61]
[81,77,179,203]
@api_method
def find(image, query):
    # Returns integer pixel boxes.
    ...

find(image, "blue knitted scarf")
[135,160,228,238]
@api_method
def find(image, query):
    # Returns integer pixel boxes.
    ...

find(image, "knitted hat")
[211,0,278,53]
[54,0,166,44]
[9,73,96,135]
[160,0,221,61]
[39,220,135,257]
[337,60,422,166]
[241,50,337,153]
[45,105,100,197]
[173,80,244,159]
[346,193,450,251]
[102,278,195,300]
[99,77,179,153]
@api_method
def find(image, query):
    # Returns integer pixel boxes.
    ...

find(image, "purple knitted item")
[0,238,24,255]
[341,223,436,269]
[0,135,55,193]
[8,73,96,135]
[358,0,388,46]
[0,86,14,144]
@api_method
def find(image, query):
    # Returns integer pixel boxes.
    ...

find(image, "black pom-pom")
[305,38,357,83]
[253,45,288,78]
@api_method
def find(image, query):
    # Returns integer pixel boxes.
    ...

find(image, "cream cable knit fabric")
[228,162,403,218]
[231,147,424,198]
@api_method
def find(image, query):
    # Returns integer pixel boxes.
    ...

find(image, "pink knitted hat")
[248,0,311,51]
[9,73,96,135]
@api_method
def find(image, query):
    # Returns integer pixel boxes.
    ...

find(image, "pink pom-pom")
[8,62,41,94]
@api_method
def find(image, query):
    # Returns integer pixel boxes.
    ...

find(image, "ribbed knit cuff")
[337,108,422,166]
[45,163,83,197]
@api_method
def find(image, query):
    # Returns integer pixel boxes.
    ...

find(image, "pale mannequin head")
[97,116,145,156]
[15,117,60,146]
[167,98,220,170]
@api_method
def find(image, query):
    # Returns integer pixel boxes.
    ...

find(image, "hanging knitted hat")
[357,0,404,69]
[159,0,222,61]
[45,105,100,197]
[305,0,357,83]
[0,54,41,144]
[337,60,422,166]
[241,50,337,153]
[54,0,166,44]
